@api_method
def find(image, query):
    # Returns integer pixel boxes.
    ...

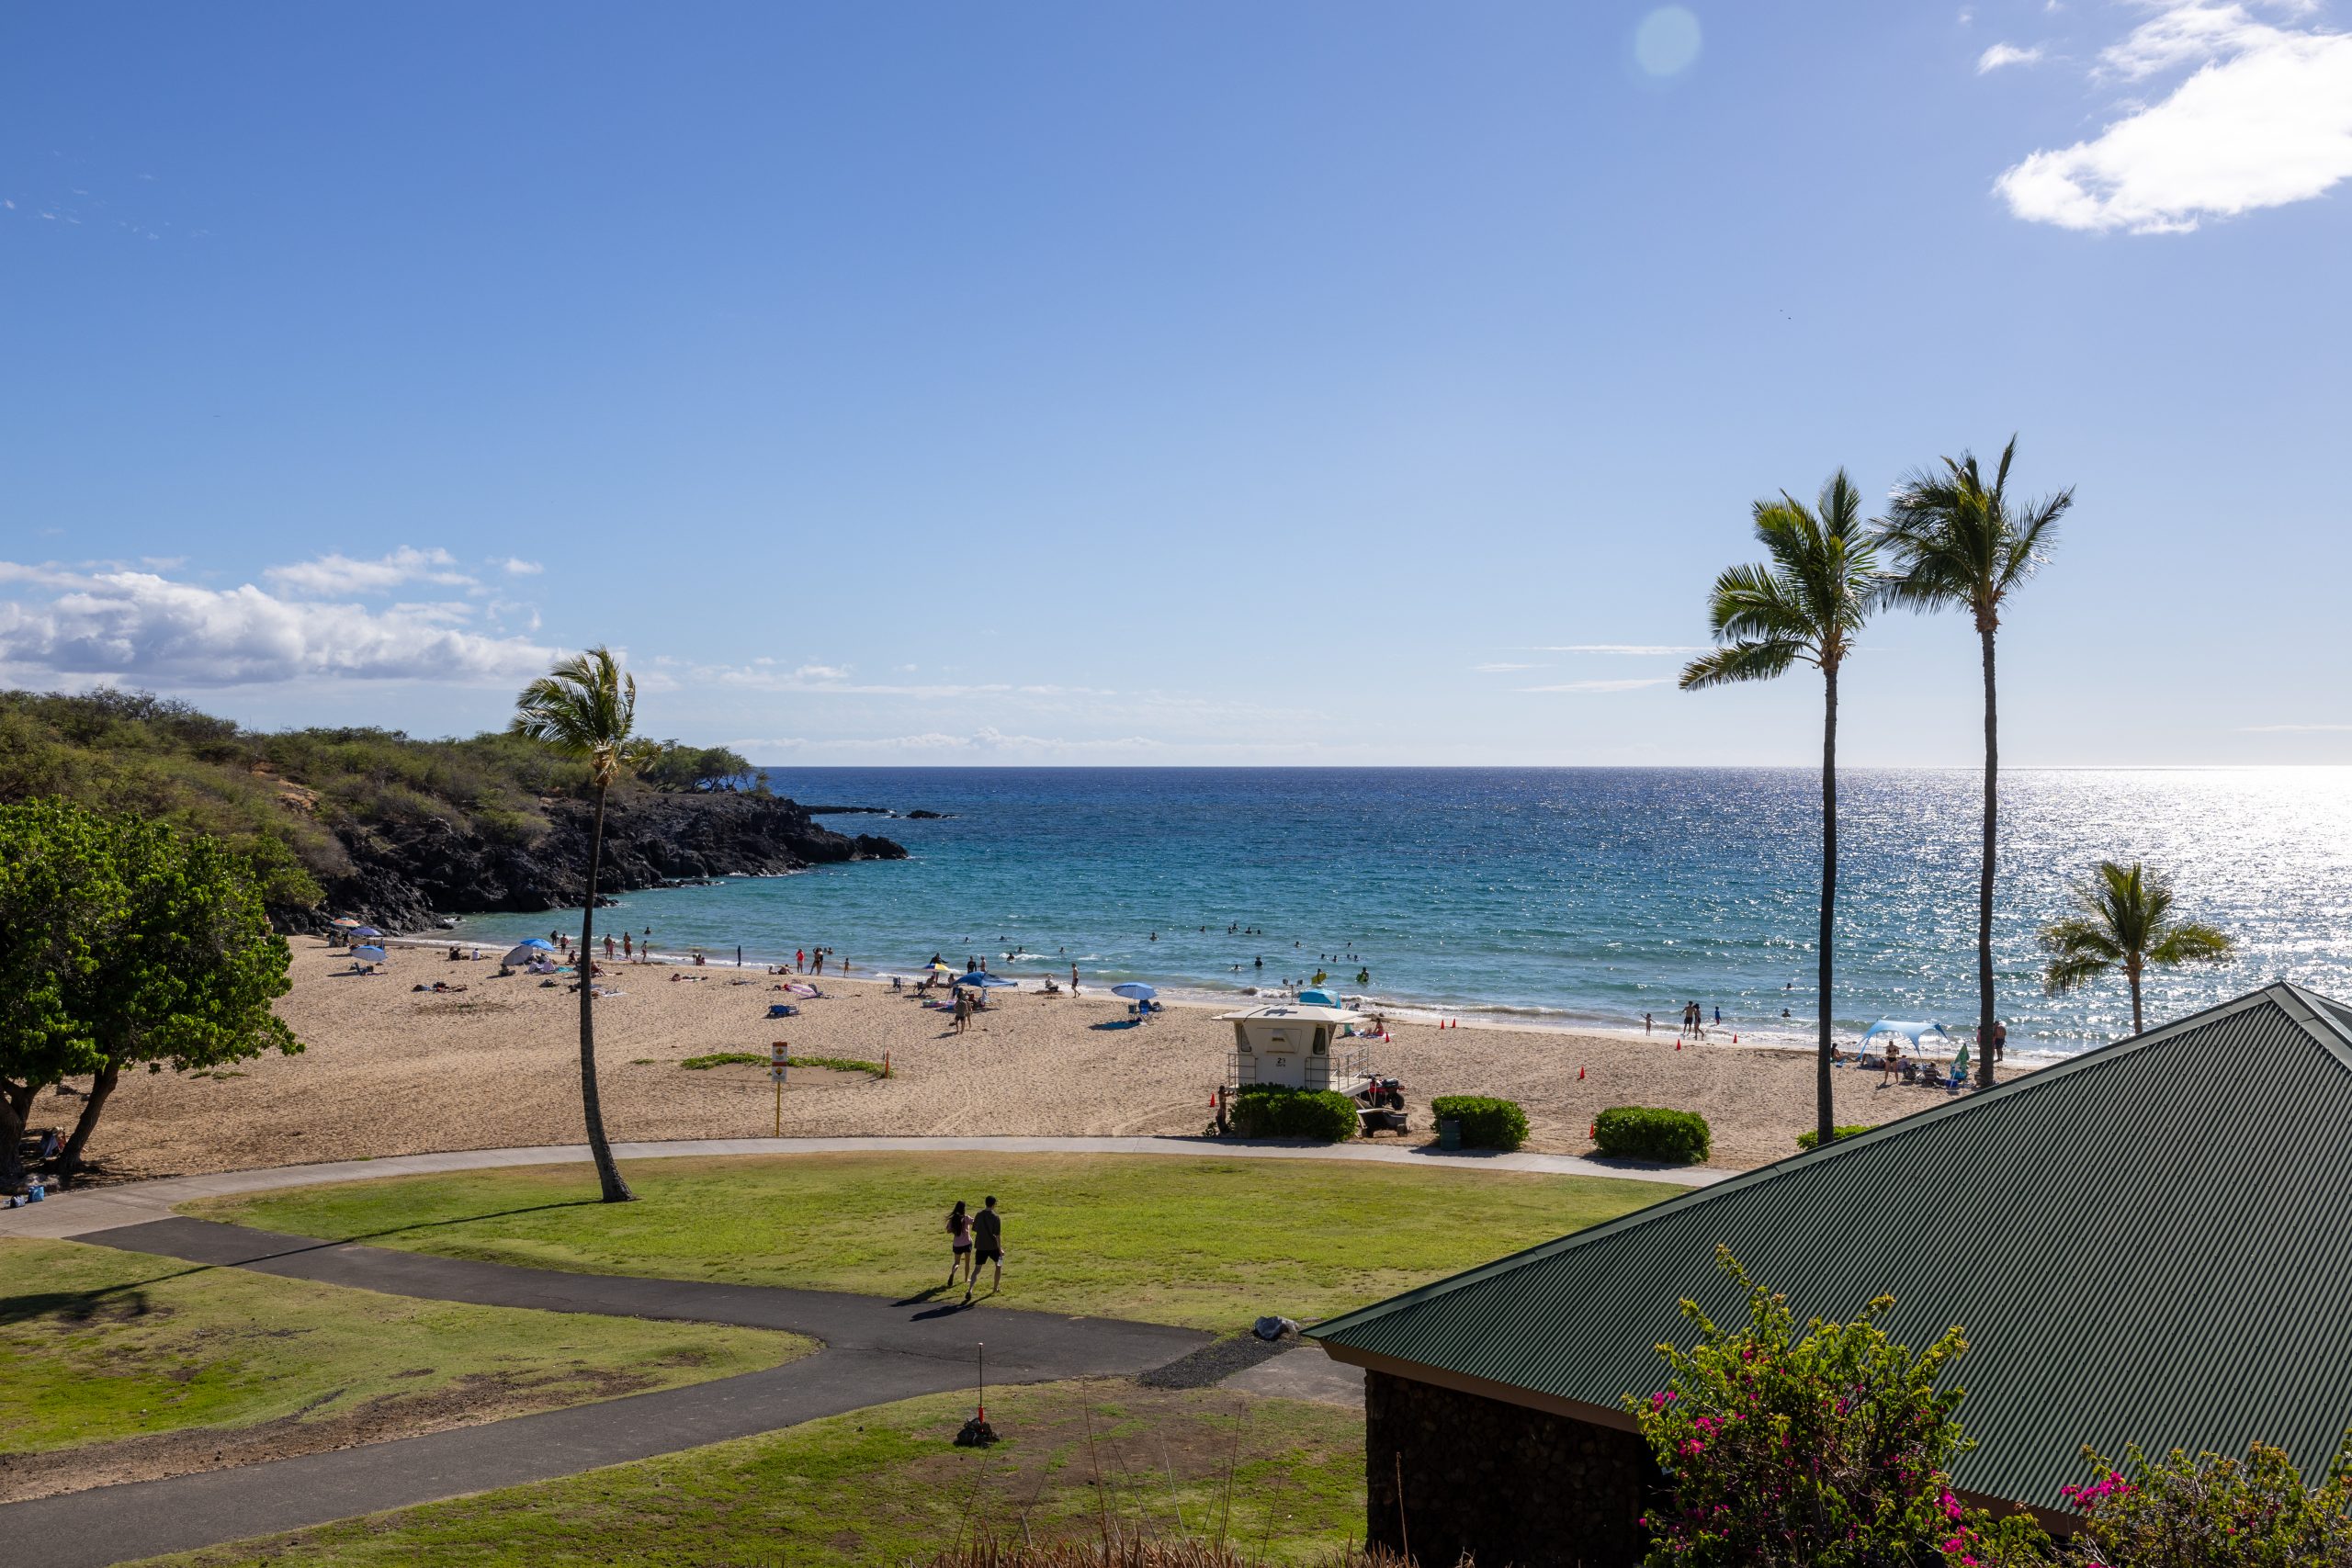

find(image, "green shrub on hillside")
[1430,1095,1529,1151]
[1230,1086,1359,1142]
[1593,1105,1712,1164]
[1795,1123,1871,1150]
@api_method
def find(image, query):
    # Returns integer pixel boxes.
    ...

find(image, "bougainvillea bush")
[1626,1248,2050,1568]
[2066,1440,2352,1567]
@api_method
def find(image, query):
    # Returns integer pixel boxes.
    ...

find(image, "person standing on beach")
[966,1195,1003,1303]
[1069,964,1079,993]
[623,931,632,959]
[1645,1011,1653,1034]
[1992,1021,2007,1065]
[604,934,616,960]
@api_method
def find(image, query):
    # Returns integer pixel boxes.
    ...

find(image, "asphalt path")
[6,1217,1206,1568]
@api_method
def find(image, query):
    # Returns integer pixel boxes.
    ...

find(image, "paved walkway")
[1,1134,1722,1242]
[6,1215,1205,1568]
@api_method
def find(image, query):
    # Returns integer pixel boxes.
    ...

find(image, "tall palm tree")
[513,647,642,1203]
[1681,470,1879,1148]
[2041,860,2233,1036]
[1880,437,2071,1089]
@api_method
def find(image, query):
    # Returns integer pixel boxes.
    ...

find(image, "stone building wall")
[1364,1369,1656,1568]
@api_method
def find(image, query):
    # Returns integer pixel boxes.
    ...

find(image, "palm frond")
[2148,922,2234,966]
[1679,639,1803,690]
[512,647,640,784]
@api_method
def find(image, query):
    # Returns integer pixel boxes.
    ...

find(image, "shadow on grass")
[185,1199,606,1264]
[2,1262,220,1327]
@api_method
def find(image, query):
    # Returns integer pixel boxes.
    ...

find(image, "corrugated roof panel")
[1310,985,2352,1509]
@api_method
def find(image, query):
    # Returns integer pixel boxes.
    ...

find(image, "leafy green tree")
[1681,470,1878,1148]
[1881,437,2071,1089]
[1,798,297,1183]
[2040,860,2233,1037]
[0,800,108,1188]
[639,742,753,794]
[512,647,643,1203]
[56,811,299,1173]
[1628,1249,2052,1568]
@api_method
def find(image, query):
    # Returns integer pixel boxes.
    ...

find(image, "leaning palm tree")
[1880,437,2071,1089]
[1681,470,1878,1148]
[513,647,642,1203]
[2041,861,2233,1036]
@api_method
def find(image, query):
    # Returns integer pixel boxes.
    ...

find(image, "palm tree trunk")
[1816,661,1839,1146]
[580,781,632,1202]
[1976,624,1998,1089]
[2128,959,2143,1037]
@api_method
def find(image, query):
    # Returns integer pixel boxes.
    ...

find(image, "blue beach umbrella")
[349,926,383,939]
[1111,982,1157,1001]
[351,945,388,963]
[956,972,1016,988]
[517,938,555,950]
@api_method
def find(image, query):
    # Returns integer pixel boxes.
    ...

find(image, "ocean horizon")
[445,765,2352,1055]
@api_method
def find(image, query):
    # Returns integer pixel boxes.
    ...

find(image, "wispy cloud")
[1516,678,1672,694]
[1527,644,1707,655]
[1996,1,2352,232]
[0,561,556,685]
[1979,41,2048,72]
[492,557,544,577]
[265,546,479,597]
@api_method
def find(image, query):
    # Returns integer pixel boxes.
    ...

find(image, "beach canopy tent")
[1310,982,2352,1537]
[1296,988,1340,1009]
[1860,1020,1951,1048]
[1111,983,1157,1001]
[956,972,1016,988]
[350,945,388,964]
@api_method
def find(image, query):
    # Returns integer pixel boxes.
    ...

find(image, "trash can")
[1438,1119,1462,1151]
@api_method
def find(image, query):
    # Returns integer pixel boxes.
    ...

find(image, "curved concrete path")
[0,1133,1721,1243]
[6,1213,1204,1568]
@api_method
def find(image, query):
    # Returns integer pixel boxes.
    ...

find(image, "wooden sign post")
[770,1042,788,1137]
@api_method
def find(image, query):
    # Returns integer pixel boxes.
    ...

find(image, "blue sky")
[5,1,2348,764]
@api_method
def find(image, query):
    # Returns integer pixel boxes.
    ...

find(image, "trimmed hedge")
[1593,1105,1712,1164]
[1230,1085,1360,1142]
[1430,1095,1529,1152]
[1795,1123,1871,1151]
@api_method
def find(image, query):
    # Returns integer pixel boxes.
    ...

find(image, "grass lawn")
[1,1238,809,1461]
[187,1153,1677,1330]
[134,1380,1363,1567]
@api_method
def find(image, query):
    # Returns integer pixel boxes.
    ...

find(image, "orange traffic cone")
[1676,1038,1683,1051]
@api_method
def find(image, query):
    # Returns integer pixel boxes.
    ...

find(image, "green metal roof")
[1309,984,2352,1510]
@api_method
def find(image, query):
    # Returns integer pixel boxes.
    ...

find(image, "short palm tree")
[2041,861,2233,1036]
[513,647,642,1203]
[1880,437,2071,1089]
[1681,469,1878,1148]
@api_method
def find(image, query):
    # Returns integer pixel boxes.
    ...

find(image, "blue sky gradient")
[6,2,2347,762]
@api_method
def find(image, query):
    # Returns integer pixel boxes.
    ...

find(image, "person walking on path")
[945,1200,973,1288]
[966,1195,1003,1303]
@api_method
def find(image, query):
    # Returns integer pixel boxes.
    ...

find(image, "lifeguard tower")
[1214,996,1407,1134]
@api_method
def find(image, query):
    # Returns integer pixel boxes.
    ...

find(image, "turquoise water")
[446,768,2352,1054]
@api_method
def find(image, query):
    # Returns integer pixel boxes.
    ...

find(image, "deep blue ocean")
[447,768,2352,1055]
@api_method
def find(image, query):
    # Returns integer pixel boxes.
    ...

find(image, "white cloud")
[1978,41,2048,72]
[265,546,478,597]
[1996,2,2352,232]
[0,561,557,686]
[493,557,544,577]
[1527,643,1708,655]
[1516,678,1672,694]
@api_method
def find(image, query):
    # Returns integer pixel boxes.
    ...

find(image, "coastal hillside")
[0,688,904,933]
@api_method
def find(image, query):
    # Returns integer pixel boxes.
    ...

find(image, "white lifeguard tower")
[1219,1002,1370,1090]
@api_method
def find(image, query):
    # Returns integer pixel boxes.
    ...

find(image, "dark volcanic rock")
[903,809,945,819]
[291,794,906,934]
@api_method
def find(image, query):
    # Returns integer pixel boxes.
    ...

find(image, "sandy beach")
[41,939,2025,1180]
